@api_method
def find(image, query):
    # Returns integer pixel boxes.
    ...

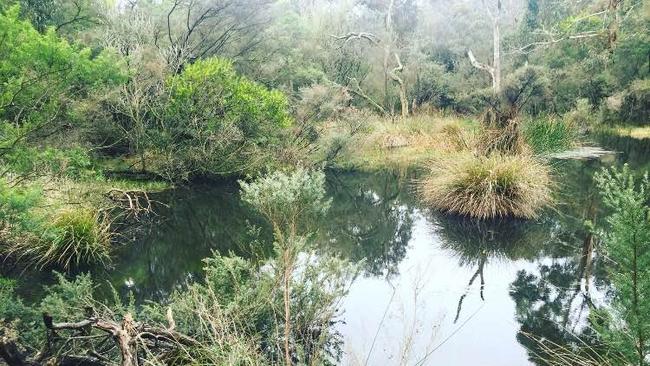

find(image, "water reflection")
[322,171,417,277]
[93,131,641,364]
[433,216,548,323]
[109,183,272,301]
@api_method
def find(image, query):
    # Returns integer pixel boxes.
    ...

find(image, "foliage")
[522,116,580,154]
[239,168,331,237]
[0,4,124,178]
[419,152,552,219]
[141,250,353,365]
[238,168,352,365]
[0,247,353,365]
[0,178,41,236]
[156,58,292,180]
[593,165,650,365]
[619,79,650,124]
[0,272,95,349]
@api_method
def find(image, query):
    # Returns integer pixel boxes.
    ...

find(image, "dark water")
[7,133,650,365]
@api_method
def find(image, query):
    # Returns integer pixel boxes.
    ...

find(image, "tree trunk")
[492,3,501,94]
[383,45,390,111]
[468,0,502,95]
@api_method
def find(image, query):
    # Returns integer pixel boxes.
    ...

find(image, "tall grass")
[522,117,580,154]
[334,113,480,170]
[418,153,552,219]
[8,208,112,270]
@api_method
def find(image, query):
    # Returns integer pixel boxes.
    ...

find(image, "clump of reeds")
[8,208,112,270]
[418,152,552,219]
[522,117,580,154]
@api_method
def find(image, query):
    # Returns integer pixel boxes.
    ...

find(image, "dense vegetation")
[0,0,648,364]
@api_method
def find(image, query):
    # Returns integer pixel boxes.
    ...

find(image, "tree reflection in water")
[432,214,548,323]
[430,181,611,365]
[322,170,417,278]
[506,161,613,365]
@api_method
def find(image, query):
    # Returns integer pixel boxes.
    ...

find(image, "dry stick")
[363,283,397,366]
[414,303,485,366]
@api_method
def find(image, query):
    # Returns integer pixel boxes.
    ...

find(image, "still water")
[18,133,650,365]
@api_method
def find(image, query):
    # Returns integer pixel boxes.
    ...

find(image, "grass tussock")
[522,117,580,154]
[419,153,552,219]
[8,208,112,270]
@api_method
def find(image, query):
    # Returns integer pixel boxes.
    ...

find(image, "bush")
[7,208,112,270]
[0,179,41,237]
[564,98,596,129]
[419,153,552,219]
[156,58,292,180]
[592,165,650,365]
[239,168,331,236]
[620,79,650,124]
[522,116,580,154]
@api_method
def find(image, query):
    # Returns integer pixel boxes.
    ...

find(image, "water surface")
[9,133,650,365]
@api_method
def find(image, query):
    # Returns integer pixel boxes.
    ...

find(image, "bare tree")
[103,6,165,172]
[333,0,410,118]
[467,0,502,94]
[154,0,273,73]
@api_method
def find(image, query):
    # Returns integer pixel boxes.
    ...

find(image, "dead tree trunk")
[384,0,408,117]
[333,0,409,118]
[389,53,409,118]
[1,311,197,366]
[468,0,502,95]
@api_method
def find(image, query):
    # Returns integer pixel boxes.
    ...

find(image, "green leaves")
[0,4,124,177]
[239,168,331,235]
[157,57,292,179]
[166,58,291,132]
[594,165,650,365]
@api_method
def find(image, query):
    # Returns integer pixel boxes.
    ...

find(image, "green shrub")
[156,58,292,180]
[522,117,580,154]
[419,153,552,219]
[0,179,41,236]
[620,79,650,124]
[239,168,330,237]
[564,98,597,129]
[592,165,650,365]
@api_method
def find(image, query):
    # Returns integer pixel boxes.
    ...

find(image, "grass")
[522,117,580,154]
[333,113,480,171]
[608,125,650,139]
[8,208,112,270]
[418,152,552,219]
[2,174,168,270]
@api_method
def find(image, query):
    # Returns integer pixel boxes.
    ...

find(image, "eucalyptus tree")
[333,0,416,118]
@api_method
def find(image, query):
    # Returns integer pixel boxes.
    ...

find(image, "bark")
[284,259,292,366]
[348,81,386,115]
[607,0,621,51]
[333,0,409,118]
[0,331,37,366]
[492,3,501,94]
[389,53,409,118]
[467,0,502,94]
